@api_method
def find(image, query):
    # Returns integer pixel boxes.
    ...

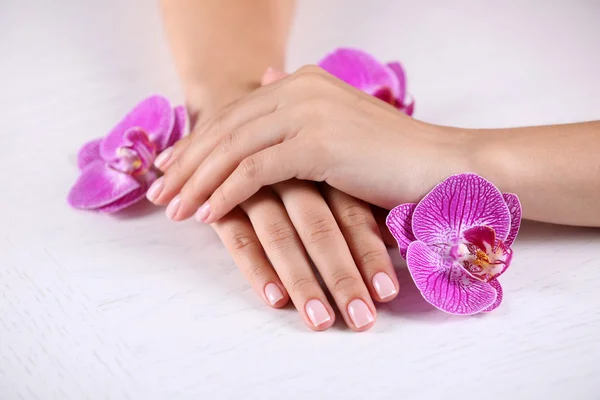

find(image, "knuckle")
[329,270,360,292]
[240,156,260,179]
[296,64,322,76]
[246,261,266,279]
[167,157,185,178]
[357,249,389,269]
[338,202,372,229]
[303,216,338,245]
[264,221,299,250]
[230,231,259,252]
[288,276,316,293]
[217,128,241,156]
[292,66,328,91]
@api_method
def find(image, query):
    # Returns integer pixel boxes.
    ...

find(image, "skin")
[152,65,600,228]
[159,0,399,332]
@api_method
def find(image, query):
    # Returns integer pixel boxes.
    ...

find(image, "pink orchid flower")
[386,173,522,315]
[318,47,414,115]
[68,95,186,212]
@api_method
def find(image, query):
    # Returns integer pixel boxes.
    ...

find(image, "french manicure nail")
[372,272,397,300]
[146,177,164,202]
[154,146,173,169]
[348,299,374,329]
[305,299,331,327]
[165,195,181,220]
[194,202,211,223]
[265,283,284,305]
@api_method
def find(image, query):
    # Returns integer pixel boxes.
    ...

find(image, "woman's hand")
[159,1,402,332]
[153,75,400,332]
[151,66,470,224]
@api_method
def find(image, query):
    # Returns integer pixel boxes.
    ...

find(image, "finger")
[203,140,326,224]
[240,189,335,331]
[212,207,289,308]
[151,86,283,207]
[153,134,192,172]
[274,180,377,331]
[321,185,399,302]
[173,114,300,221]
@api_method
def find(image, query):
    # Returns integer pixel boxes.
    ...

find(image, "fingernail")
[305,299,331,327]
[165,195,181,220]
[194,202,211,223]
[265,283,284,305]
[348,299,374,329]
[154,146,173,169]
[372,272,397,300]
[146,177,164,202]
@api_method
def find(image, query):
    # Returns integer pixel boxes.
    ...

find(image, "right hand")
[154,74,400,332]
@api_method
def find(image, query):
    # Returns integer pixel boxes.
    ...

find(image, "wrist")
[184,79,259,128]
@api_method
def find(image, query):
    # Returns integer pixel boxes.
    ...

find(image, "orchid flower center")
[111,128,157,175]
[443,225,512,283]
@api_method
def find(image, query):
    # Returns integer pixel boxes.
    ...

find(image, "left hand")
[149,65,469,224]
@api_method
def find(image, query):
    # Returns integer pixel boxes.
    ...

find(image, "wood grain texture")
[1,1,599,399]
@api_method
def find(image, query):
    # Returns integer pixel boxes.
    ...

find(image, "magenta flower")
[318,47,414,115]
[386,173,522,315]
[68,95,186,212]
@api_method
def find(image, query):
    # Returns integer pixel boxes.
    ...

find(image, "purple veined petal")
[67,161,141,210]
[503,193,522,247]
[100,95,173,163]
[386,203,417,259]
[406,241,497,315]
[412,173,511,246]
[318,48,401,99]
[77,138,103,170]
[97,170,158,213]
[482,279,503,312]
[386,62,406,103]
[165,105,187,149]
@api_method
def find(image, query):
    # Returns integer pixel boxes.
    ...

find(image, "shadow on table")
[377,266,450,323]
[110,199,164,219]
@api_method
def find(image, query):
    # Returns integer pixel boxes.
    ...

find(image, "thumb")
[261,67,289,86]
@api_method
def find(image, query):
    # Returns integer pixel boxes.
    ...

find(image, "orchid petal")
[106,128,156,174]
[67,161,141,210]
[77,138,103,170]
[406,241,497,315]
[318,48,400,99]
[503,193,522,247]
[97,170,158,213]
[399,94,415,116]
[165,105,187,148]
[369,86,395,105]
[459,226,511,282]
[462,225,496,253]
[386,203,417,259]
[386,62,406,103]
[482,279,503,312]
[100,95,173,163]
[412,173,511,246]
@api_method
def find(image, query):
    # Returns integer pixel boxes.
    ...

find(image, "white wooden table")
[2,1,600,399]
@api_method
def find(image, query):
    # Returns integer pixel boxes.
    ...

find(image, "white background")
[1,1,600,399]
